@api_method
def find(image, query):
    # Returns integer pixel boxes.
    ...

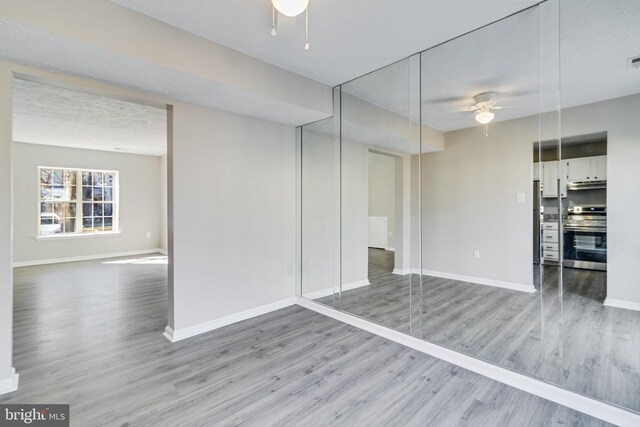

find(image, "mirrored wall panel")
[335,55,422,334]
[557,0,640,411]
[300,107,341,302]
[299,0,640,413]
[416,4,560,382]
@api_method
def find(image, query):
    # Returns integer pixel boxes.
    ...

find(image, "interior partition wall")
[299,0,640,414]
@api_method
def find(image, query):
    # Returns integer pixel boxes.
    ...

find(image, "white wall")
[419,117,537,287]
[369,155,396,249]
[342,140,369,284]
[12,142,162,264]
[171,102,297,331]
[0,67,14,389]
[160,154,168,252]
[300,129,340,296]
[300,129,369,296]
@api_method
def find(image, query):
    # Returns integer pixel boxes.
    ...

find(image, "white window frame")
[36,166,120,240]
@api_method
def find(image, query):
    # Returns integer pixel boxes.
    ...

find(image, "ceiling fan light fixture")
[271,0,309,17]
[474,108,495,124]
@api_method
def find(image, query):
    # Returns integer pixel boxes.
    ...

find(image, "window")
[39,167,118,237]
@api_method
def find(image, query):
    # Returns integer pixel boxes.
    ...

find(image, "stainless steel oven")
[563,205,606,271]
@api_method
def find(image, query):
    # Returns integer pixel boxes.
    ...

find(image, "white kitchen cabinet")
[566,156,607,181]
[542,221,560,263]
[542,161,566,198]
[590,156,607,180]
[533,162,540,181]
[567,158,591,181]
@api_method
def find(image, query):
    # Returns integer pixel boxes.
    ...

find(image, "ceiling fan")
[467,92,502,136]
[467,92,502,124]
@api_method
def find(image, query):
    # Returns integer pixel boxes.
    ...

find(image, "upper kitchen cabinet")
[542,161,567,198]
[566,158,590,181]
[589,156,607,180]
[566,156,607,181]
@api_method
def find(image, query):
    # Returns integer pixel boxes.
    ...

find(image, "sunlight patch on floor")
[102,255,168,265]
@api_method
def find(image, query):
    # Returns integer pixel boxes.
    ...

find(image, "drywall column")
[394,155,412,274]
[170,102,296,335]
[166,106,174,332]
[0,66,17,394]
[160,154,168,253]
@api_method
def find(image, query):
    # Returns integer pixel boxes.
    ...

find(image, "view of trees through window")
[39,167,118,236]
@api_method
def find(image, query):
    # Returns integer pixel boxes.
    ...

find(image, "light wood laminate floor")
[318,249,640,413]
[1,254,611,426]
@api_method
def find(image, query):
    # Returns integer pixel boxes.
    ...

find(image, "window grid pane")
[39,167,117,236]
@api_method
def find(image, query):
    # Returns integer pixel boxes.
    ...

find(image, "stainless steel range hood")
[567,180,607,190]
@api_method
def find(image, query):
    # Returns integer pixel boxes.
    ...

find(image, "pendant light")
[270,0,310,50]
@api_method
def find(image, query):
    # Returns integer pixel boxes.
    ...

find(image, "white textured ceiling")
[13,79,167,156]
[109,0,541,87]
[342,0,640,132]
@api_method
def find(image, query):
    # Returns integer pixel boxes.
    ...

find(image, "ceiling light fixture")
[270,0,310,50]
[474,107,495,124]
[272,0,308,17]
[468,92,501,136]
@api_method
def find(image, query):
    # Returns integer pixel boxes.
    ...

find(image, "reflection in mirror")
[298,0,640,414]
[337,55,420,334]
[417,5,556,380]
[307,55,424,334]
[558,0,640,411]
[300,112,341,303]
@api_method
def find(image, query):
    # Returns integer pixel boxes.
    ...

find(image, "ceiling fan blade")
[502,89,538,98]
[424,95,466,105]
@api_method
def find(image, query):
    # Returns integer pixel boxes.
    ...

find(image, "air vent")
[629,55,640,69]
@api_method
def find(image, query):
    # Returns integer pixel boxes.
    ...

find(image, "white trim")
[603,298,640,312]
[392,268,411,275]
[165,297,297,343]
[0,368,19,396]
[296,297,640,427]
[37,166,120,238]
[301,279,371,300]
[35,231,121,241]
[158,248,168,255]
[384,247,395,252]
[415,268,536,293]
[12,249,165,267]
[163,326,175,342]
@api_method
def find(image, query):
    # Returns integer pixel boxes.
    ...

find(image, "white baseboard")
[603,298,640,312]
[0,368,19,396]
[392,268,411,275]
[163,326,175,342]
[158,249,168,255]
[12,249,166,267]
[165,297,297,343]
[296,297,640,427]
[413,268,536,294]
[302,279,371,300]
